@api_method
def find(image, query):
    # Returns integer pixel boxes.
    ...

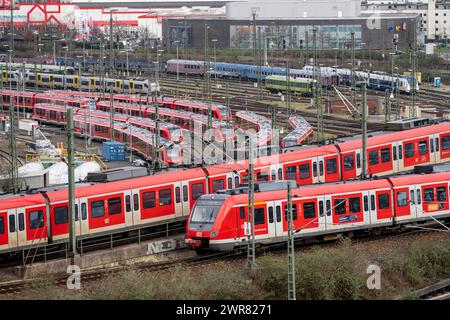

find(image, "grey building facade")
[162,15,420,51]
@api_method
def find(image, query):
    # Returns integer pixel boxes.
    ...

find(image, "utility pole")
[258,26,262,100]
[109,87,114,141]
[305,31,309,65]
[109,10,115,77]
[154,99,161,170]
[287,182,296,300]
[246,136,256,268]
[67,107,77,256]
[252,9,257,93]
[271,104,277,130]
[384,89,390,123]
[410,18,417,118]
[361,83,367,180]
[313,29,324,141]
[396,78,400,120]
[204,24,212,129]
[351,32,356,105]
[8,1,17,193]
[286,59,291,117]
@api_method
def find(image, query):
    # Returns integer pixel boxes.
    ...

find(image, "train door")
[181,180,191,216]
[2,211,13,248]
[130,190,141,225]
[355,149,362,177]
[391,142,400,174]
[78,198,89,236]
[341,152,357,180]
[362,192,371,225]
[130,81,135,94]
[314,157,325,183]
[90,78,96,91]
[367,190,378,224]
[37,73,42,86]
[269,163,282,181]
[115,80,121,93]
[16,209,26,247]
[317,196,327,232]
[429,134,440,164]
[322,194,334,231]
[2,70,6,82]
[267,201,283,238]
[123,190,134,227]
[173,182,184,218]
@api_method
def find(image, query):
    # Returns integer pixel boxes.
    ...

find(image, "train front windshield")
[190,199,224,224]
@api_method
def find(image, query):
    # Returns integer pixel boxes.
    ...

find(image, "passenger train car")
[0,122,449,255]
[185,172,450,251]
[165,59,339,87]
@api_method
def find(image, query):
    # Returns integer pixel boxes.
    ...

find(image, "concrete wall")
[226,0,362,19]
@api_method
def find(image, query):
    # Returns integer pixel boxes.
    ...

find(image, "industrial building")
[162,0,420,50]
[363,0,450,42]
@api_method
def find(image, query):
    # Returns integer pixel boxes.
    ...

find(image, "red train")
[33,103,183,143]
[96,101,235,143]
[0,122,450,255]
[43,90,232,122]
[185,172,450,251]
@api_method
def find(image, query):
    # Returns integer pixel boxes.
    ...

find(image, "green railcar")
[264,75,315,95]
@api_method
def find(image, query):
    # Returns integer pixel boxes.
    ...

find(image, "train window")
[326,200,331,216]
[29,210,44,229]
[424,188,434,203]
[285,166,297,180]
[303,202,316,219]
[143,191,156,209]
[125,196,131,212]
[356,153,361,169]
[54,206,69,225]
[435,137,439,151]
[370,195,376,211]
[437,187,447,202]
[349,197,361,213]
[8,215,15,233]
[18,213,24,231]
[227,177,233,189]
[91,200,105,218]
[410,190,415,204]
[396,192,408,207]
[393,146,397,161]
[418,141,428,155]
[315,200,322,216]
[319,161,324,176]
[299,164,310,179]
[326,158,337,174]
[159,189,172,206]
[82,203,87,220]
[430,138,434,153]
[417,189,422,205]
[133,194,139,211]
[240,207,245,220]
[0,217,4,235]
[212,179,225,193]
[183,186,188,202]
[175,187,181,203]
[369,150,379,165]
[268,207,274,223]
[381,148,391,163]
[398,145,403,160]
[108,198,122,215]
[257,171,269,182]
[75,204,79,221]
[284,204,298,221]
[405,143,415,158]
[278,168,283,180]
[334,199,347,215]
[192,183,204,201]
[276,206,282,222]
[343,155,354,171]
[377,194,390,210]
[254,208,265,225]
[442,136,450,150]
[363,196,369,211]
[312,162,317,177]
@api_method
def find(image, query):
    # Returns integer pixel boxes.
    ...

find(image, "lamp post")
[211,39,218,87]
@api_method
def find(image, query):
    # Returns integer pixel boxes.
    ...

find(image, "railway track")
[0,149,24,167]
[0,219,448,297]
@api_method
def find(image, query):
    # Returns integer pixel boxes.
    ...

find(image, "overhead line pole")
[411,18,417,118]
[361,82,368,180]
[351,32,356,106]
[313,29,324,142]
[287,182,296,300]
[8,1,17,193]
[67,107,77,257]
[246,136,256,268]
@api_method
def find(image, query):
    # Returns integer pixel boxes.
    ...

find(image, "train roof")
[338,122,450,151]
[0,193,46,211]
[45,168,206,203]
[389,171,450,187]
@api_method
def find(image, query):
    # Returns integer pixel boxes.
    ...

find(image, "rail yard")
[0,0,449,310]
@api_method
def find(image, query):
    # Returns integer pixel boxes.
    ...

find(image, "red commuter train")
[0,122,449,255]
[185,172,450,251]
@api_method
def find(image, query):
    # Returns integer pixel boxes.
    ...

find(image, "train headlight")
[210,231,218,238]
